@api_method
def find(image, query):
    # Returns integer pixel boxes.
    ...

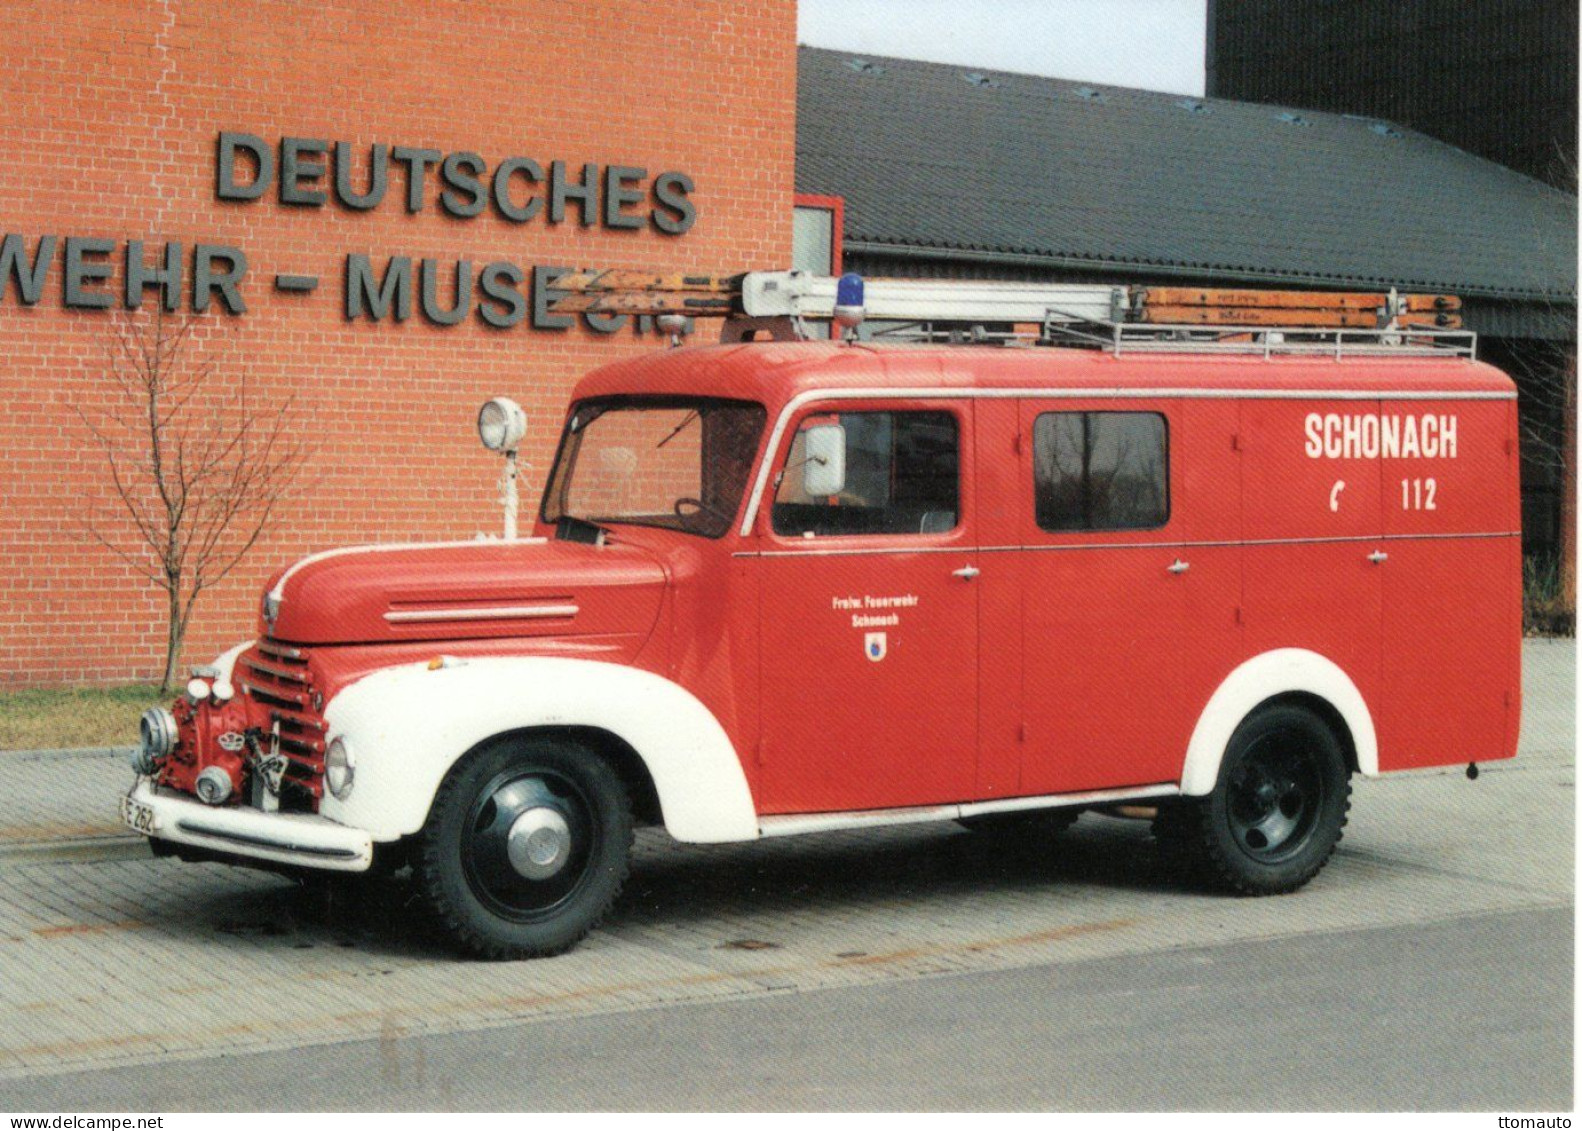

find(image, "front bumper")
[121,778,373,873]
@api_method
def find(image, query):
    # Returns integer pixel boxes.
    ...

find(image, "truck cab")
[120,276,1522,958]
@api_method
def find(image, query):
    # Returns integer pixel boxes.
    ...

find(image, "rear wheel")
[415,737,632,959]
[1155,704,1350,894]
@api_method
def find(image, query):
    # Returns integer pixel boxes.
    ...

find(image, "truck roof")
[570,340,1517,407]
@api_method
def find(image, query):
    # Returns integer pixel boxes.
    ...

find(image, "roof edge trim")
[844,240,1578,305]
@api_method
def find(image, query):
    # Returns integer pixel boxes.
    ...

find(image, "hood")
[263,539,667,646]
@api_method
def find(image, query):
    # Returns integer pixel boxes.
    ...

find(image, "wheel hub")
[1229,739,1322,860]
[507,806,572,880]
[461,770,595,920]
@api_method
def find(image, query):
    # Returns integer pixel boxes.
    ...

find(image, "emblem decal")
[217,731,247,752]
[864,632,888,662]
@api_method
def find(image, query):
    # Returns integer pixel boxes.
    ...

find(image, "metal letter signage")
[0,130,698,335]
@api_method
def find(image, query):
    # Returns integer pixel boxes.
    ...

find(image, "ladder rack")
[868,320,1476,360]
[547,270,1472,358]
[1037,314,1476,359]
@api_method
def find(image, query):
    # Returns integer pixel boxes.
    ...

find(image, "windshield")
[542,397,768,538]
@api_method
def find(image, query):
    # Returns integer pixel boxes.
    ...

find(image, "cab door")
[755,401,979,814]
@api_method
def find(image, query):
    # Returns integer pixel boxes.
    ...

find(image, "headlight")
[326,737,356,800]
[477,396,526,452]
[134,707,178,774]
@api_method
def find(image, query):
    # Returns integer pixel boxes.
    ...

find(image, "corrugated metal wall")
[1208,0,1578,191]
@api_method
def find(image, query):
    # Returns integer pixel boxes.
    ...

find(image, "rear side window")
[1033,411,1169,531]
[774,411,959,536]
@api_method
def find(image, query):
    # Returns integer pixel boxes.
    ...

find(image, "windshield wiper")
[656,410,699,449]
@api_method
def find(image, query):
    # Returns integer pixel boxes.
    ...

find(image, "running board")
[757,783,1180,839]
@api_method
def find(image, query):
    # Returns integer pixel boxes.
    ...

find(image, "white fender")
[316,657,758,843]
[1181,648,1378,795]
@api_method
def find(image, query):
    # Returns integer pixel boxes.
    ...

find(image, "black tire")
[415,736,633,959]
[958,808,1080,839]
[1154,704,1350,895]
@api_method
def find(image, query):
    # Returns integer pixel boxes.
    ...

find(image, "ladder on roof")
[548,269,1472,357]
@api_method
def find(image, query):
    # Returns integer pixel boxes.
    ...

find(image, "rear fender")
[1181,648,1378,795]
[317,657,757,843]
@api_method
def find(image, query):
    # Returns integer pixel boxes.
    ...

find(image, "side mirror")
[801,423,847,498]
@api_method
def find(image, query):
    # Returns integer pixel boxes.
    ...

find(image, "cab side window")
[773,411,959,536]
[1033,411,1168,531]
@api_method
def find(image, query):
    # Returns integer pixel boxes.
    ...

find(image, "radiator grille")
[239,638,327,803]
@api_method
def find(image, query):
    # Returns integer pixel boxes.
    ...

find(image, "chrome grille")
[240,638,327,801]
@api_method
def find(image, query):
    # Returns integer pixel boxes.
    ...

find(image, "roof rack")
[1035,313,1476,359]
[867,319,1475,359]
[548,270,1473,357]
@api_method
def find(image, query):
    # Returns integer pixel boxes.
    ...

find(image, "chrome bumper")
[122,778,373,872]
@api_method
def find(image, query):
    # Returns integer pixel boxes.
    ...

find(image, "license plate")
[120,794,156,835]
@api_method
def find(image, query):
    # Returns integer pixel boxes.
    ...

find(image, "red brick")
[0,0,796,687]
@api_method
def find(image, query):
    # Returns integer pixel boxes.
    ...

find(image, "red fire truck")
[119,273,1521,958]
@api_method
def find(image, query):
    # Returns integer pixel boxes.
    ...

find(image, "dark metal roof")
[796,46,1578,304]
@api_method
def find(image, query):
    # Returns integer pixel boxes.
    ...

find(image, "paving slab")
[0,640,1570,1081]
[0,749,134,848]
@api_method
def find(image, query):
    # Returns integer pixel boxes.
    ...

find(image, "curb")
[0,746,135,763]
[0,834,145,865]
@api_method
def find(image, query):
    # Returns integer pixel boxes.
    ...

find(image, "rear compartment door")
[1376,399,1517,769]
[1014,398,1190,795]
[1239,398,1385,740]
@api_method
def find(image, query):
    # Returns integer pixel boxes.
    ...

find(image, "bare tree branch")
[78,309,310,692]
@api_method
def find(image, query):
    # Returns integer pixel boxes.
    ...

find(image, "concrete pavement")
[5,904,1567,1111]
[0,639,1571,1104]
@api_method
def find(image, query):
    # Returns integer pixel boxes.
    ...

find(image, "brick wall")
[0,0,796,686]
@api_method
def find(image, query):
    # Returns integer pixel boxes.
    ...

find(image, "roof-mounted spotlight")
[657,312,690,348]
[477,396,527,453]
[477,397,527,539]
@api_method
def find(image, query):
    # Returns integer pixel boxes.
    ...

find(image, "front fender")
[317,657,758,843]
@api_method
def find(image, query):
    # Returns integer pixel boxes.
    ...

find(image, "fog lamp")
[477,397,526,453]
[326,736,356,800]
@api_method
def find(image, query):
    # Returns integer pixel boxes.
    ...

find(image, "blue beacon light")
[833,272,865,340]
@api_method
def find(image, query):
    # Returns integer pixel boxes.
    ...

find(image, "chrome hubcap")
[507,806,573,880]
[462,768,595,922]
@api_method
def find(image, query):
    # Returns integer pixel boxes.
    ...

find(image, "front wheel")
[1155,704,1350,894]
[415,737,633,959]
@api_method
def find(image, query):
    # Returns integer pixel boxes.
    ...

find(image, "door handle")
[1167,559,1190,574]
[952,565,981,580]
[1368,550,1389,564]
